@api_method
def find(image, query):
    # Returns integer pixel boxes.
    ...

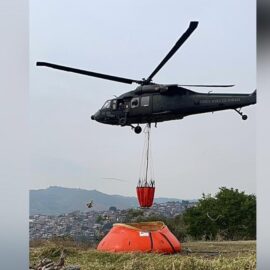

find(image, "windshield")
[102,100,111,109]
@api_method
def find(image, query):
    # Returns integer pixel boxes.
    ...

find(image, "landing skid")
[234,108,248,120]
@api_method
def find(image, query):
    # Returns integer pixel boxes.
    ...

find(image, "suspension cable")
[145,124,150,183]
[138,130,148,186]
[138,123,155,187]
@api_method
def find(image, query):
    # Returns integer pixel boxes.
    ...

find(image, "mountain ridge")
[30,186,189,215]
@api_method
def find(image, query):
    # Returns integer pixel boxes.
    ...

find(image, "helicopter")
[37,21,256,134]
[86,200,93,209]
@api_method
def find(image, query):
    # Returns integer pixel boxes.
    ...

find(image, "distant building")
[29,201,195,242]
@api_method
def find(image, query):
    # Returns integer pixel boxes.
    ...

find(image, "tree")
[96,215,104,224]
[109,206,117,212]
[183,187,256,240]
[123,209,144,222]
[164,214,188,242]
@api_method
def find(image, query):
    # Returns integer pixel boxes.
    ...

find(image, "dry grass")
[30,240,256,270]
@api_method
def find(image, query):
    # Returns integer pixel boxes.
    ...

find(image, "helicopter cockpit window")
[141,96,150,107]
[131,97,139,108]
[102,100,111,109]
[112,99,117,110]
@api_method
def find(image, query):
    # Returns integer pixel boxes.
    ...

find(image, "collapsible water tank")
[97,221,181,254]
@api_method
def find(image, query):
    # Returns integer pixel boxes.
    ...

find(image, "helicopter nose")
[91,110,101,122]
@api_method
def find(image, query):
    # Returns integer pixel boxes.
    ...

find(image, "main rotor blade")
[179,84,235,87]
[146,21,199,83]
[36,62,142,85]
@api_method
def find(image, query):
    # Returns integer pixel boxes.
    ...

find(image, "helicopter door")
[139,95,152,115]
[129,96,152,116]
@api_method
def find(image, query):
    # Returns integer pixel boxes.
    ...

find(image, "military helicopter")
[86,200,93,209]
[37,21,256,134]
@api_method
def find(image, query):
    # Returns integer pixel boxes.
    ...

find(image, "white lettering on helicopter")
[200,98,241,104]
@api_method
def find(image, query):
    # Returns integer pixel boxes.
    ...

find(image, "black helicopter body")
[37,21,256,134]
[91,84,256,130]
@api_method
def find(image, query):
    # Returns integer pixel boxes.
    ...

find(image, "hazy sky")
[30,0,256,199]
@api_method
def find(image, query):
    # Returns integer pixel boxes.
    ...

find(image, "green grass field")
[30,240,256,270]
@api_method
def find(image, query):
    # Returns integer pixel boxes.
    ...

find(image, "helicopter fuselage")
[91,85,256,126]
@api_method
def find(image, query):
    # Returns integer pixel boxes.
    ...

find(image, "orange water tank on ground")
[97,221,181,254]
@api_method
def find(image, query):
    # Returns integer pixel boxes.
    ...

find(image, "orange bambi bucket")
[136,186,155,208]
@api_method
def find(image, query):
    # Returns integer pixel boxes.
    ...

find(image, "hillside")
[30,240,256,270]
[30,186,183,215]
